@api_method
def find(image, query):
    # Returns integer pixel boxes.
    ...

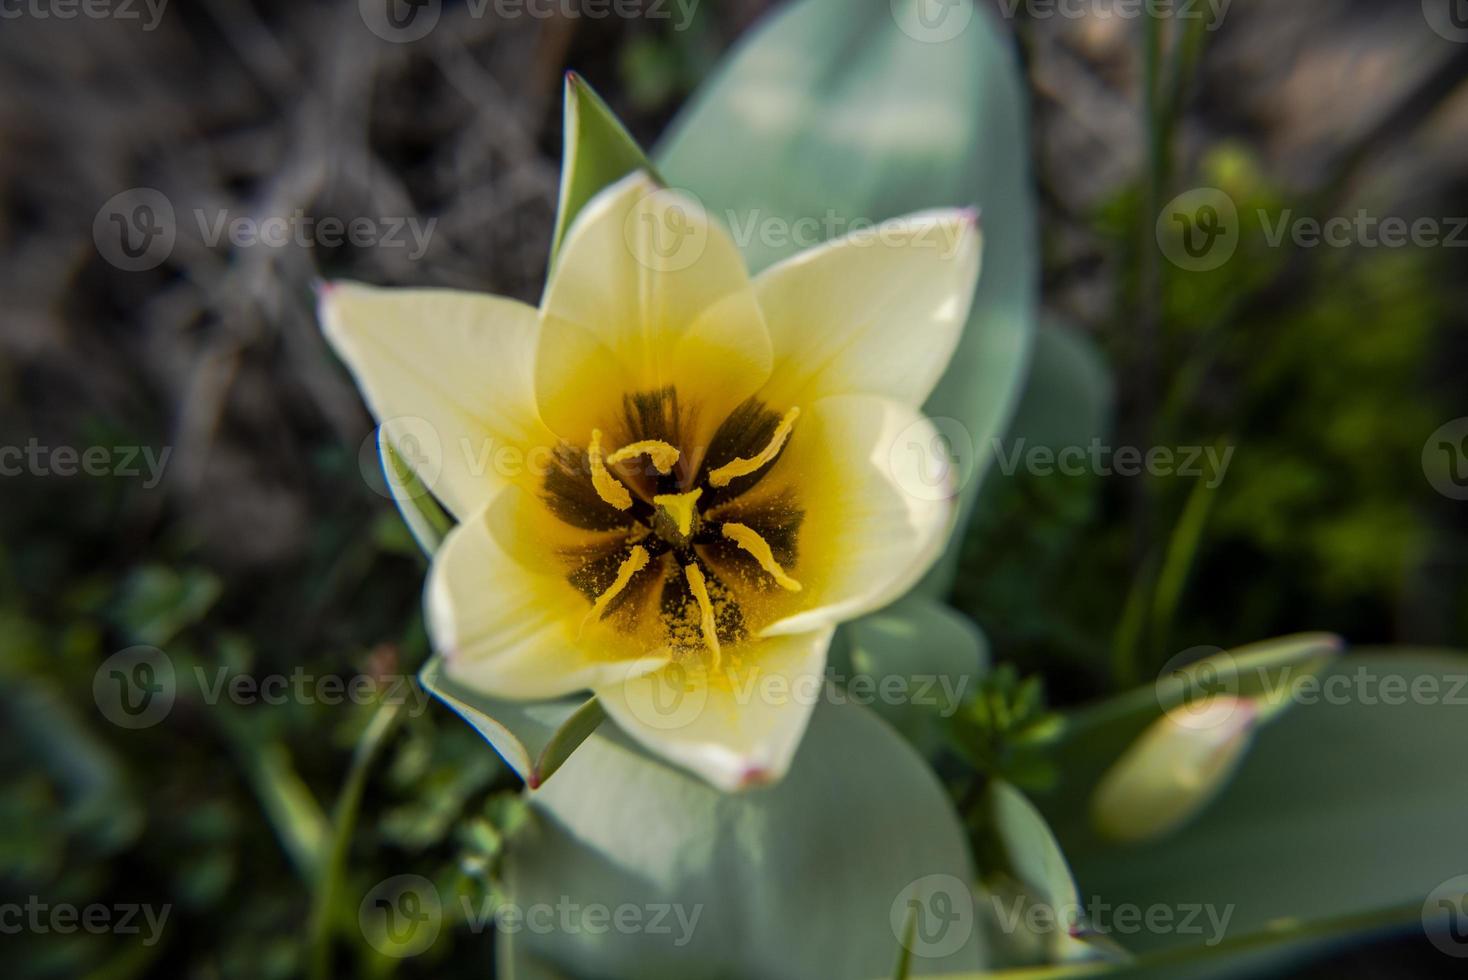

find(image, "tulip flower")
[320,172,981,790]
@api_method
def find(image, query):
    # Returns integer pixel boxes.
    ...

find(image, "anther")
[605,439,681,475]
[721,523,802,591]
[582,545,651,632]
[683,562,722,668]
[588,429,633,510]
[708,407,800,487]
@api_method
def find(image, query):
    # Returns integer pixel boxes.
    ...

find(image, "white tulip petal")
[319,282,554,519]
[754,209,981,409]
[536,172,773,456]
[427,502,668,701]
[595,626,835,792]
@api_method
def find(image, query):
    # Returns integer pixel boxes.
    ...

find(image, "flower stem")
[306,696,405,980]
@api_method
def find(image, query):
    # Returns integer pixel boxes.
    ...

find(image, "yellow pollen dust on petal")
[652,487,704,538]
[605,439,681,475]
[588,428,633,511]
[582,545,650,633]
[683,562,722,669]
[707,407,801,488]
[721,522,803,592]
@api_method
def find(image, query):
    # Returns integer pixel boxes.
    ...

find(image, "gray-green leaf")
[503,700,984,978]
[656,0,1037,595]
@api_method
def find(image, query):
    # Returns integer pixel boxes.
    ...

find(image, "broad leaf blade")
[1069,652,1468,958]
[1036,633,1343,856]
[505,700,984,978]
[656,0,1038,595]
[843,594,989,754]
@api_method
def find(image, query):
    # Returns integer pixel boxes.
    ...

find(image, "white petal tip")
[736,765,775,791]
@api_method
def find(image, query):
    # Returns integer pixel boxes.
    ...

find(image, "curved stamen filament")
[588,429,633,510]
[721,522,802,591]
[605,439,681,475]
[683,563,722,668]
[582,545,650,632]
[707,407,800,487]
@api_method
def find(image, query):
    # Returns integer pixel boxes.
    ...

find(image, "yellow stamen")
[588,429,632,511]
[721,522,803,591]
[605,439,681,475]
[582,545,650,630]
[652,487,704,538]
[707,407,800,487]
[683,563,722,668]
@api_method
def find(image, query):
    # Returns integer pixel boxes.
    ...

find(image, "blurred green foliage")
[0,459,527,978]
[954,144,1456,697]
